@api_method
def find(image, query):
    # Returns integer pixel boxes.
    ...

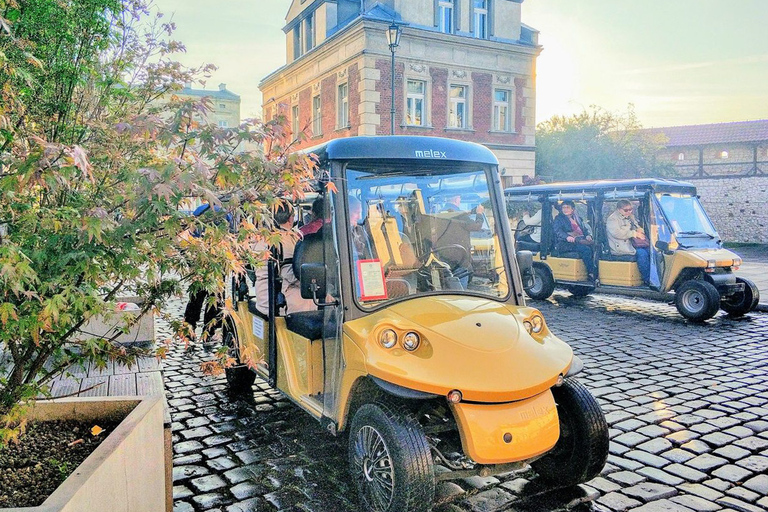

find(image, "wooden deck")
[46,357,164,398]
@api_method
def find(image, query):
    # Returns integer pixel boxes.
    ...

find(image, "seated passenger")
[553,200,596,281]
[299,196,324,236]
[254,202,316,317]
[516,208,541,251]
[606,200,651,285]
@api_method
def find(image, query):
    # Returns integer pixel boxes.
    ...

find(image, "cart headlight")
[447,390,463,403]
[380,329,397,349]
[402,331,421,351]
[732,258,742,269]
[523,313,545,334]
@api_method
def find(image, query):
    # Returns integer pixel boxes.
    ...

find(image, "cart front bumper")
[450,389,559,465]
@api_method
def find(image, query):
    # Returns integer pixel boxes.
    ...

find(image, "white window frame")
[218,120,228,128]
[406,79,427,126]
[312,94,322,136]
[448,84,468,129]
[473,0,488,39]
[337,83,349,129]
[291,104,300,137]
[492,88,512,132]
[439,0,454,34]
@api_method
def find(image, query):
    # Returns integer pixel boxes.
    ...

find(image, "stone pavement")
[161,292,768,512]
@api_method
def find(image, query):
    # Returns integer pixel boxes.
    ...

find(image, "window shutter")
[434,0,440,27]
[455,0,461,31]
[488,0,495,37]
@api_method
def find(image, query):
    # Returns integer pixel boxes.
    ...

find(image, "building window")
[406,80,426,126]
[291,105,300,137]
[720,150,729,159]
[304,11,315,54]
[219,103,226,109]
[449,85,467,128]
[474,0,488,39]
[312,95,322,136]
[439,0,454,33]
[218,120,228,128]
[677,152,685,161]
[293,26,303,60]
[493,89,512,132]
[337,83,348,128]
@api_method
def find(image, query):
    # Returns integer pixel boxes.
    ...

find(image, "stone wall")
[693,176,768,243]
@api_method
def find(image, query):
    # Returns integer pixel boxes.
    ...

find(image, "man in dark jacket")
[552,200,596,280]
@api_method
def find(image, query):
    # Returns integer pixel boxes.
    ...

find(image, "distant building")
[641,119,768,178]
[259,0,541,186]
[175,83,241,128]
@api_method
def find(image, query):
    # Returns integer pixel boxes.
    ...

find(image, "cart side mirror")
[655,240,673,254]
[516,250,534,282]
[300,263,327,300]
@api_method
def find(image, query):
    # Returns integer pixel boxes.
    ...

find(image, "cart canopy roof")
[504,178,697,198]
[303,136,499,166]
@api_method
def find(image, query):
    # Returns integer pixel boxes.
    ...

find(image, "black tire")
[531,379,608,487]
[223,323,256,392]
[525,263,555,300]
[675,280,720,321]
[348,403,435,512]
[565,285,594,297]
[721,277,760,316]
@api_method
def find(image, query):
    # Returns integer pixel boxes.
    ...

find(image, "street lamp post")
[386,23,402,135]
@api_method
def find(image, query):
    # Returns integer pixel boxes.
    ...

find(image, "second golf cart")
[505,178,760,321]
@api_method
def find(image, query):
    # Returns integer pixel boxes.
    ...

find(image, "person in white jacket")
[606,200,651,285]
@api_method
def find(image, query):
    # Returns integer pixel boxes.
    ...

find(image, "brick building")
[259,0,541,186]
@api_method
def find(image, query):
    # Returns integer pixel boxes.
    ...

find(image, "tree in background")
[0,0,315,443]
[535,105,672,182]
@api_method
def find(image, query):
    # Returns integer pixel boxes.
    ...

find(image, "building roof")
[641,119,768,147]
[179,85,240,101]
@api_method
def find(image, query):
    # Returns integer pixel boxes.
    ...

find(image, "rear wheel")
[721,277,759,316]
[223,323,256,393]
[525,263,555,300]
[531,379,608,487]
[675,280,720,321]
[348,403,434,512]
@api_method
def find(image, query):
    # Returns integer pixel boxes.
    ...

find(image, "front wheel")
[223,323,256,393]
[675,280,720,321]
[531,379,608,487]
[348,403,434,512]
[721,277,760,316]
[525,263,555,300]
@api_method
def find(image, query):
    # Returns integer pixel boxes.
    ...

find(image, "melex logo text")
[415,149,448,159]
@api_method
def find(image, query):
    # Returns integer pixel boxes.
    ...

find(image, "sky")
[151,0,768,128]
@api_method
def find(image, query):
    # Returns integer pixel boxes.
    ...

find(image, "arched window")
[720,150,729,159]
[677,152,685,161]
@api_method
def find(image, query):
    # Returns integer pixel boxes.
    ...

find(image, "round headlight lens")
[380,329,397,349]
[523,321,533,334]
[402,331,420,351]
[531,315,544,333]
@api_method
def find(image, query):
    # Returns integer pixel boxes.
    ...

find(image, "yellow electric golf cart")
[505,179,759,321]
[224,136,608,512]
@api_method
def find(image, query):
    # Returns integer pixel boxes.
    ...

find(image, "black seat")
[292,229,324,280]
[247,298,269,320]
[601,253,636,262]
[285,311,325,340]
[517,240,540,253]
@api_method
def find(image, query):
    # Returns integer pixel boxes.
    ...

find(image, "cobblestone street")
[162,293,768,512]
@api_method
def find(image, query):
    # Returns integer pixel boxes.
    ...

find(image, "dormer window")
[473,0,488,39]
[292,10,316,59]
[439,0,454,34]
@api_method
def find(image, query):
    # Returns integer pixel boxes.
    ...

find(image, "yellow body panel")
[661,248,741,292]
[546,256,588,281]
[342,296,573,403]
[450,390,559,464]
[598,260,643,287]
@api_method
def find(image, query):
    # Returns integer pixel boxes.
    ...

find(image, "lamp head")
[387,22,401,49]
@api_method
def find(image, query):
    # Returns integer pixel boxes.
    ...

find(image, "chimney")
[218,83,227,91]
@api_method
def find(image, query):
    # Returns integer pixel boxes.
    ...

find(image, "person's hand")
[635,229,646,239]
[586,235,593,241]
[567,236,575,243]
[476,204,485,215]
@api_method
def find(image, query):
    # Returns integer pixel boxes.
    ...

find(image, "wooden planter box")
[77,297,155,346]
[4,396,170,512]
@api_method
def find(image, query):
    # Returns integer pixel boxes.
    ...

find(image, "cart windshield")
[345,166,509,307]
[656,193,720,247]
